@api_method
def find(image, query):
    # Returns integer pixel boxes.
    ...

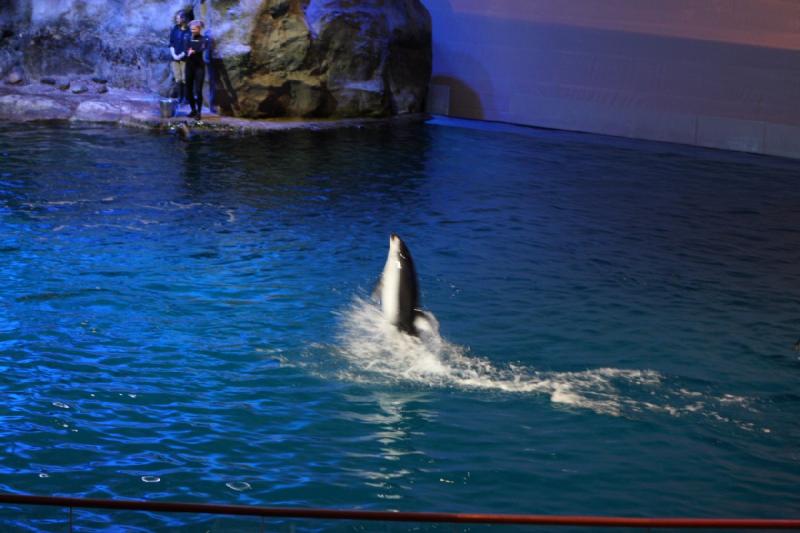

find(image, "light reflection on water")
[0,122,799,529]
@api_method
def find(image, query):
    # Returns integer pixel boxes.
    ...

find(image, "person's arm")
[169,30,185,60]
[184,34,194,57]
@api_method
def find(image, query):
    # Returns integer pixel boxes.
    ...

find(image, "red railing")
[2,493,800,529]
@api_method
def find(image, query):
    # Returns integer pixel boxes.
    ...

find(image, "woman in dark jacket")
[168,11,190,103]
[184,20,211,119]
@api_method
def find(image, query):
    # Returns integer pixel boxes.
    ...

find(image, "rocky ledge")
[1,0,432,120]
[0,81,428,136]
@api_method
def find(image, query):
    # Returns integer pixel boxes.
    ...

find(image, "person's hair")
[174,10,187,22]
[189,20,205,29]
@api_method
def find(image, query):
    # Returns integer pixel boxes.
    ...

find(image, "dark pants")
[185,61,205,113]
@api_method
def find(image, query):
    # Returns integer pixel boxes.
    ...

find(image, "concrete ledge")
[764,123,800,159]
[445,91,800,160]
[696,115,766,154]
[2,82,797,159]
[0,84,428,136]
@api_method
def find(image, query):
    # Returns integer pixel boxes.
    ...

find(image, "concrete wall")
[422,0,800,158]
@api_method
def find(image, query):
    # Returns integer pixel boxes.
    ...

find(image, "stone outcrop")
[0,93,72,121]
[0,0,431,119]
[0,82,166,124]
[73,100,131,122]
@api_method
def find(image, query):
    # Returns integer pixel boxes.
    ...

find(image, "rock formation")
[0,0,431,119]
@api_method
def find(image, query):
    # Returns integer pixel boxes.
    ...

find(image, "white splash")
[327,297,764,431]
[332,297,663,417]
[226,481,252,492]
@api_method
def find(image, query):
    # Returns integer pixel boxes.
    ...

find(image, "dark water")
[0,120,798,531]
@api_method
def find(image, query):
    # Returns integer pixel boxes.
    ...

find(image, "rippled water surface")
[0,121,799,531]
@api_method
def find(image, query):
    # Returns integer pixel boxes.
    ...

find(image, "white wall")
[422,0,800,158]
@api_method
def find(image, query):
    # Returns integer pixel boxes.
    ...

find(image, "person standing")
[168,11,191,104]
[184,19,210,120]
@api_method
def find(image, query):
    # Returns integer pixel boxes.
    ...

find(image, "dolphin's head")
[388,234,413,265]
[389,233,402,253]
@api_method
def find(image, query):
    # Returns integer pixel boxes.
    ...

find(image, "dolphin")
[373,234,435,335]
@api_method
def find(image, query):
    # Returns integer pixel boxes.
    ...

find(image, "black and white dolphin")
[373,234,436,335]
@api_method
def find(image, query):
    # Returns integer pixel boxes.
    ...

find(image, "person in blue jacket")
[168,11,191,104]
[184,19,211,119]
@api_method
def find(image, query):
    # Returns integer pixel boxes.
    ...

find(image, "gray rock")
[71,84,89,94]
[57,80,71,91]
[5,68,24,85]
[0,94,73,121]
[72,100,128,122]
[41,77,57,85]
[96,85,109,94]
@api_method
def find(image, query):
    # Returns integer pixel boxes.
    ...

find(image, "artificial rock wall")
[0,0,432,118]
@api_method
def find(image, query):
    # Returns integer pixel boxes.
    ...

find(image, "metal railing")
[2,493,800,530]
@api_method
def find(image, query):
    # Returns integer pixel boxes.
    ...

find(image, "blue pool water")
[0,120,799,531]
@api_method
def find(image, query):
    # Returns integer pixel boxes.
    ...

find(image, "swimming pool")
[0,120,798,530]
